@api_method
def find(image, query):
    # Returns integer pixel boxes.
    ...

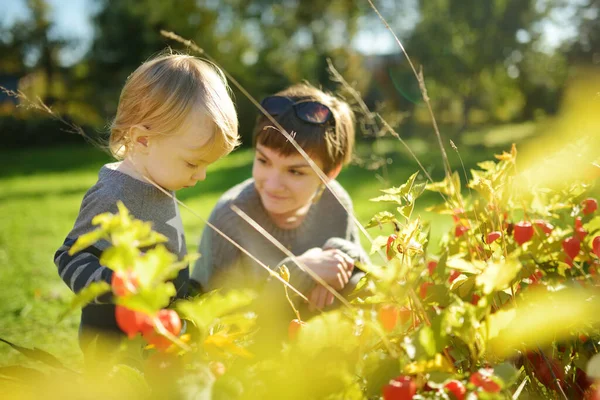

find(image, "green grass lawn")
[0,136,515,367]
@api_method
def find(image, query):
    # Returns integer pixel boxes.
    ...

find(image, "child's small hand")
[307,285,335,311]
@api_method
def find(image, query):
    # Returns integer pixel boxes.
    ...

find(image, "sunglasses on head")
[260,96,335,126]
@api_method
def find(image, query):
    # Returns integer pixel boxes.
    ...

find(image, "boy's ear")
[326,163,342,180]
[130,126,150,153]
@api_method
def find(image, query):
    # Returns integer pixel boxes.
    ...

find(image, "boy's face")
[252,143,331,217]
[137,111,221,191]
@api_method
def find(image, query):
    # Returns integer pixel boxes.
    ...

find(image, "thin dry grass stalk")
[365,0,454,184]
[0,86,92,145]
[326,59,450,207]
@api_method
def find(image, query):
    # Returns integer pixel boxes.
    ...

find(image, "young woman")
[191,83,368,310]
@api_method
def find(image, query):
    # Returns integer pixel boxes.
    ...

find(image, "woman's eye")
[257,157,267,164]
[186,161,198,168]
[289,169,304,176]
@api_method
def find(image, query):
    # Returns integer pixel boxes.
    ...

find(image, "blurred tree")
[405,0,549,133]
[567,0,600,64]
[0,0,68,106]
[82,0,369,142]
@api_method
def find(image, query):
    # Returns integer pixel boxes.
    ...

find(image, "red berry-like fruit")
[143,309,182,350]
[469,368,501,393]
[514,221,534,245]
[529,270,543,285]
[288,318,306,341]
[448,270,461,283]
[398,306,412,325]
[383,375,417,400]
[533,220,554,235]
[455,225,469,238]
[576,227,588,241]
[420,282,433,299]
[562,236,581,262]
[111,270,140,297]
[584,388,600,400]
[583,198,598,215]
[486,231,502,244]
[444,380,466,400]
[378,304,399,332]
[386,234,398,261]
[115,305,152,339]
[427,260,437,276]
[593,236,600,258]
[526,352,564,391]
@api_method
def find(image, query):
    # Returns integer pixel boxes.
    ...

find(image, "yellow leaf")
[484,308,516,341]
[494,143,517,162]
[476,258,521,295]
[488,287,600,358]
[403,353,453,374]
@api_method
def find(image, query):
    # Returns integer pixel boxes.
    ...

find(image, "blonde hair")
[110,51,239,159]
[253,83,355,173]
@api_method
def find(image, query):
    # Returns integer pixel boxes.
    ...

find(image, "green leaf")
[493,362,520,386]
[468,175,495,202]
[91,211,117,226]
[177,290,257,332]
[585,215,600,235]
[108,364,151,398]
[417,326,436,358]
[476,258,521,295]
[369,235,389,255]
[0,366,46,381]
[294,311,359,357]
[134,245,179,285]
[484,308,516,341]
[118,283,177,314]
[397,203,414,220]
[446,257,485,274]
[369,193,402,204]
[410,182,427,199]
[489,287,600,358]
[68,229,106,255]
[451,275,477,299]
[426,172,461,197]
[0,338,70,371]
[217,312,258,333]
[365,211,396,229]
[380,172,419,196]
[100,244,140,272]
[58,281,111,321]
[443,301,479,348]
[403,353,453,374]
[477,160,497,171]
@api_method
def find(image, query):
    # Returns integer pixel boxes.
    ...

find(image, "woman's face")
[252,144,326,217]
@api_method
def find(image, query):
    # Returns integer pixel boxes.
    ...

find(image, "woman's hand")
[297,247,354,290]
[307,285,334,311]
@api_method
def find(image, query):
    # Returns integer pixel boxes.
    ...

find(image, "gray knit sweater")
[191,178,368,294]
[54,163,188,332]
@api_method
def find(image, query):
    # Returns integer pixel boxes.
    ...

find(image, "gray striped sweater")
[54,163,188,333]
[191,178,368,294]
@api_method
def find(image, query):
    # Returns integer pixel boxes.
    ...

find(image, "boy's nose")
[192,168,206,182]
